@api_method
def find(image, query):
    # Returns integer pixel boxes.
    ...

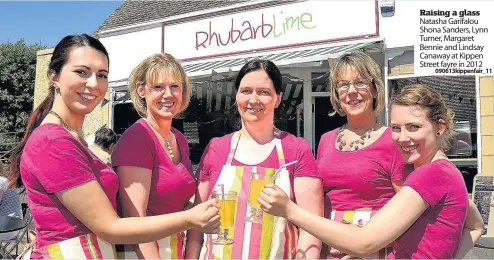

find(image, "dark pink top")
[20,124,119,255]
[198,131,320,197]
[318,128,407,211]
[112,119,196,216]
[391,159,469,259]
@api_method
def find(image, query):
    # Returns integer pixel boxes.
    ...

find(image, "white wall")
[100,27,162,82]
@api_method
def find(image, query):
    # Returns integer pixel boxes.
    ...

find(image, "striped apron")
[199,131,297,259]
[19,233,116,259]
[120,232,185,259]
[324,208,392,259]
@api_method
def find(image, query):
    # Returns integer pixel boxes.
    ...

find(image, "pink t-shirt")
[318,128,407,212]
[112,119,196,216]
[198,131,320,197]
[391,159,469,259]
[20,124,119,256]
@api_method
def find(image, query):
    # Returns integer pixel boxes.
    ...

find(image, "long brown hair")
[8,34,109,188]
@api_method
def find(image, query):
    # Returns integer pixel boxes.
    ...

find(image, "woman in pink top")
[185,59,323,259]
[112,53,200,259]
[8,35,219,259]
[317,52,406,259]
[260,84,484,259]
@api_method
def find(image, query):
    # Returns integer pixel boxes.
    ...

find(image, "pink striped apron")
[18,233,116,259]
[120,233,185,259]
[324,208,392,259]
[199,130,297,260]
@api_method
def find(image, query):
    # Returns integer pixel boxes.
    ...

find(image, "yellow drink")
[219,199,236,229]
[248,179,272,208]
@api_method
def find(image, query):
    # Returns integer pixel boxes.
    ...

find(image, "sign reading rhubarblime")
[164,1,379,62]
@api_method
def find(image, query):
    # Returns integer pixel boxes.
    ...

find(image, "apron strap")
[226,131,241,166]
[273,128,286,165]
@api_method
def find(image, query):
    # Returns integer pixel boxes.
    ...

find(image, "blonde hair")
[329,52,385,116]
[390,84,455,150]
[128,53,191,117]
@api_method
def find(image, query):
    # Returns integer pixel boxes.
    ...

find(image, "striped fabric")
[200,131,297,260]
[25,233,116,259]
[156,233,185,259]
[326,209,392,259]
[120,232,185,259]
[182,40,383,78]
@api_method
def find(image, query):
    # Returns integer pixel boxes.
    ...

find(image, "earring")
[52,84,60,94]
[436,132,441,136]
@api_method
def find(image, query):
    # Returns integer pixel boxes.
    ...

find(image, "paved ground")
[466,238,494,259]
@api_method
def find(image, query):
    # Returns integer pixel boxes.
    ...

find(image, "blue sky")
[0,1,122,47]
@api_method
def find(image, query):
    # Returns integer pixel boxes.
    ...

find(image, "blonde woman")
[112,53,215,259]
[318,52,406,258]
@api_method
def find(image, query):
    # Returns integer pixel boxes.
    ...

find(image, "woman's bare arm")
[56,180,220,245]
[117,166,159,258]
[260,185,428,257]
[293,177,323,259]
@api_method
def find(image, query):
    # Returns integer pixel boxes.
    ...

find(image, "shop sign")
[164,0,379,61]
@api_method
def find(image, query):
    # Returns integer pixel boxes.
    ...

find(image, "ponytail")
[8,34,109,188]
[9,86,55,188]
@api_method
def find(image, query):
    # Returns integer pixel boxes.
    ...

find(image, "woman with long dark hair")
[9,34,219,259]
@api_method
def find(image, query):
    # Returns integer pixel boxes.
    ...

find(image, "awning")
[182,40,383,78]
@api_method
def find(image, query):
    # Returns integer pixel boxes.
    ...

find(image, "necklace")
[147,121,175,159]
[49,111,87,147]
[165,136,175,159]
[154,129,175,159]
[336,122,378,151]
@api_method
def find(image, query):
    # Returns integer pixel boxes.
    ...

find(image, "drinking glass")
[211,191,237,245]
[245,172,273,224]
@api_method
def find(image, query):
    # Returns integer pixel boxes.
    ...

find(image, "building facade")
[34,0,494,235]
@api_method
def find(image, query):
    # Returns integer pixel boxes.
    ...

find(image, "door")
[311,96,347,155]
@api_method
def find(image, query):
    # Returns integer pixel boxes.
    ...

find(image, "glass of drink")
[212,191,237,245]
[245,172,273,224]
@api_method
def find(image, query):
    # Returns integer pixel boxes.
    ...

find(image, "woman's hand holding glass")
[211,191,237,245]
[186,198,221,234]
[258,184,295,218]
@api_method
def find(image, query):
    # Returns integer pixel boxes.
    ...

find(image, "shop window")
[279,74,304,137]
